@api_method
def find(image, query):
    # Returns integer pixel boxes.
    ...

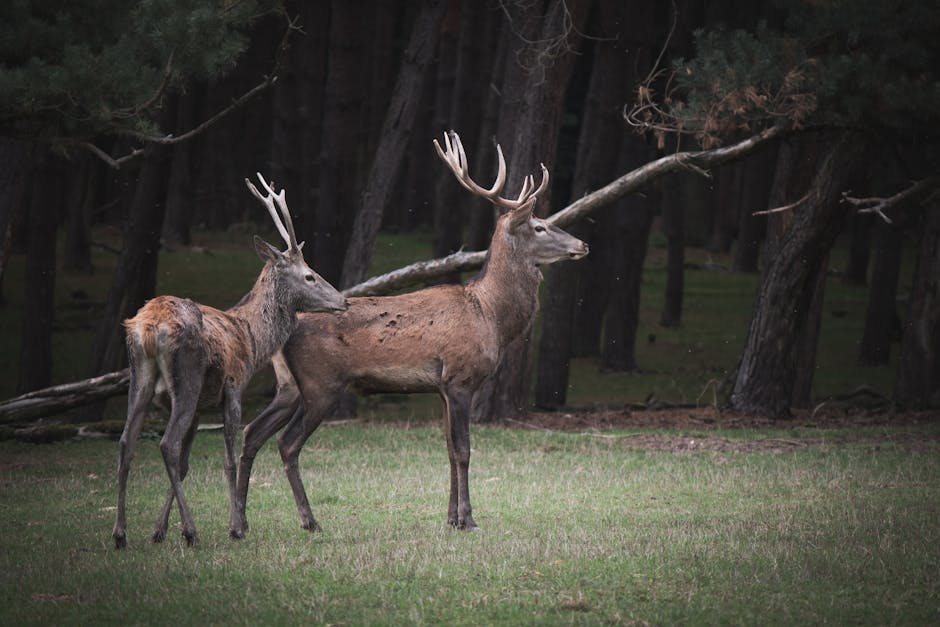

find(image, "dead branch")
[753,191,811,217]
[0,370,130,424]
[841,176,940,223]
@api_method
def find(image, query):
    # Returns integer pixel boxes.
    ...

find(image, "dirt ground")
[504,405,940,454]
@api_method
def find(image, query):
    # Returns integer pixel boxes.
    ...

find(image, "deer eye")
[304,274,316,283]
[534,225,546,233]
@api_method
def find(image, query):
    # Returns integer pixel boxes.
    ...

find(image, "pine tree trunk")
[729,132,864,418]
[535,0,634,407]
[791,247,830,408]
[894,199,940,409]
[659,173,686,328]
[481,0,590,422]
[86,144,171,379]
[62,154,95,273]
[600,144,656,372]
[0,138,32,305]
[316,0,372,284]
[162,87,197,247]
[843,212,874,285]
[17,152,65,394]
[733,144,776,272]
[340,0,447,289]
[858,221,904,366]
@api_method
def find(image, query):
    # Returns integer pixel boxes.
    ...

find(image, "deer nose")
[569,242,589,259]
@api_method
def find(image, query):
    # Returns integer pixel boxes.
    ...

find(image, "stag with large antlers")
[234,131,588,534]
[112,175,347,549]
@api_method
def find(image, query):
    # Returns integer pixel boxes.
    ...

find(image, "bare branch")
[753,191,811,217]
[841,176,940,223]
[80,142,144,170]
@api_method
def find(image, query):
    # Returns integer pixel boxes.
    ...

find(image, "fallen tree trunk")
[0,369,130,424]
[0,124,787,422]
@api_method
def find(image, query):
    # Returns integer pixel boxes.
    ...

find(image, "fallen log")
[0,125,787,423]
[0,370,130,424]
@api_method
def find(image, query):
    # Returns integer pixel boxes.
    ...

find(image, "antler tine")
[435,130,550,212]
[245,176,291,248]
[255,172,300,252]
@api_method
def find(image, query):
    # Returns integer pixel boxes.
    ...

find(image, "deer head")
[245,173,347,313]
[434,131,588,266]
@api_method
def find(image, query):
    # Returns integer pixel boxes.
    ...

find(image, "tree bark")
[659,172,687,328]
[858,221,904,366]
[895,198,940,409]
[340,0,447,289]
[315,0,373,285]
[535,0,634,407]
[482,0,591,422]
[86,144,171,379]
[843,212,874,285]
[16,152,65,394]
[733,143,776,272]
[600,137,656,372]
[0,138,32,305]
[729,132,865,418]
[62,153,96,273]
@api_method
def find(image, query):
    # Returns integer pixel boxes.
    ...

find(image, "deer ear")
[507,198,536,231]
[254,235,284,264]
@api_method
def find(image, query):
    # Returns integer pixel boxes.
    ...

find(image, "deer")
[233,131,589,534]
[112,174,348,549]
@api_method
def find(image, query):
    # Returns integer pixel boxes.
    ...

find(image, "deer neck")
[228,267,298,373]
[470,230,543,344]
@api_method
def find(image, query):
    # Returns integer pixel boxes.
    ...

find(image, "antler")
[245,172,301,252]
[433,130,549,212]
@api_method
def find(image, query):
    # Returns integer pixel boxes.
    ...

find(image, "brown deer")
[234,132,588,533]
[112,174,347,549]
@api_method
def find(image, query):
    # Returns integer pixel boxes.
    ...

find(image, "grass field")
[1,420,938,625]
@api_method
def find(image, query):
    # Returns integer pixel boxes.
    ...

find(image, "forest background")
[1,0,938,425]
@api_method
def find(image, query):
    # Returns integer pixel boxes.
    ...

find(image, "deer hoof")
[151,528,166,543]
[301,520,322,533]
[113,532,127,550]
[183,531,198,547]
[229,527,245,540]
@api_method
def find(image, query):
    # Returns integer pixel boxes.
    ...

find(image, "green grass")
[0,225,905,414]
[1,423,939,624]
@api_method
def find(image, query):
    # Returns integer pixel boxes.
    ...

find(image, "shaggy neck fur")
[228,264,299,373]
[469,221,543,346]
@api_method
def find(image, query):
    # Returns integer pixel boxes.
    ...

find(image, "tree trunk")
[659,172,687,327]
[729,132,864,418]
[162,87,198,247]
[894,198,940,409]
[600,138,656,372]
[843,211,874,285]
[790,247,830,408]
[315,0,373,285]
[534,0,634,407]
[0,138,32,305]
[62,153,95,273]
[482,0,590,422]
[340,0,447,289]
[733,143,776,272]
[86,144,171,379]
[297,1,331,248]
[858,221,904,366]
[17,152,65,394]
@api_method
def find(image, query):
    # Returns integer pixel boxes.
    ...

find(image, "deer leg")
[236,385,302,534]
[113,359,157,549]
[444,389,478,531]
[159,350,205,546]
[221,381,244,539]
[151,418,198,543]
[277,394,334,532]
